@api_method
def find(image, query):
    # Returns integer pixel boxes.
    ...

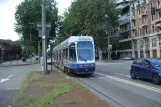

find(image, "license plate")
[84,64,89,66]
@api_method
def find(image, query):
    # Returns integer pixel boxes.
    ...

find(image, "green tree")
[15,0,58,54]
[58,0,120,49]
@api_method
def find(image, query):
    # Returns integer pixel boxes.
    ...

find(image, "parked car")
[21,55,30,62]
[122,57,135,60]
[122,56,131,60]
[130,58,161,85]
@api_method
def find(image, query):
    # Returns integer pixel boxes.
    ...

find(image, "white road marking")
[96,63,124,65]
[115,73,130,78]
[6,88,19,90]
[0,75,13,83]
[95,72,161,92]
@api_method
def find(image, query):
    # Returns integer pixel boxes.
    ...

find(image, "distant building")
[0,39,21,61]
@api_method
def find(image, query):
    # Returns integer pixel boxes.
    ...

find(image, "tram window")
[63,49,66,58]
[69,43,76,61]
[65,48,68,59]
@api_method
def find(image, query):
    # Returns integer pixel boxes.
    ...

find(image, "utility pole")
[29,23,34,63]
[42,0,47,74]
[38,40,41,63]
[30,27,32,63]
[108,35,110,60]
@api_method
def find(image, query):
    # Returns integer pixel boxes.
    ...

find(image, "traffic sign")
[1,48,4,51]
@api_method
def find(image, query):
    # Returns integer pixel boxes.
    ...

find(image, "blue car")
[131,58,161,85]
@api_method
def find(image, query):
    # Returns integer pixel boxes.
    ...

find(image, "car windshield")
[150,59,161,67]
[77,41,93,61]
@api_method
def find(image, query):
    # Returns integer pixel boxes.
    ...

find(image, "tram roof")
[53,36,93,52]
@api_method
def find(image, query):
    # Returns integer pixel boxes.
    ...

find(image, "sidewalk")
[12,68,110,107]
[0,58,39,67]
[97,60,133,64]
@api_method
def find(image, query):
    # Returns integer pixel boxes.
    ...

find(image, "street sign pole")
[42,0,47,74]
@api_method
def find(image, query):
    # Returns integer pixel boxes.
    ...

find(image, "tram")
[53,36,95,75]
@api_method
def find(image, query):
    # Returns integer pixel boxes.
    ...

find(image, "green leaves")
[59,0,120,48]
[15,0,58,54]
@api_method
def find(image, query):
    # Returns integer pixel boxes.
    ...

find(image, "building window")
[159,11,161,18]
[151,15,154,21]
[144,6,146,12]
[139,18,141,24]
[139,40,144,49]
[158,0,160,8]
[133,21,135,26]
[144,16,147,23]
[138,8,141,15]
[145,39,149,48]
[152,38,157,47]
[152,25,155,33]
[145,27,148,34]
[140,28,142,36]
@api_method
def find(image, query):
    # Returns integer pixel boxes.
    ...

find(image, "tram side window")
[69,43,76,61]
[66,48,68,59]
[63,49,66,58]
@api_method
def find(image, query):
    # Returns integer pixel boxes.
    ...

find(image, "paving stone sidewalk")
[12,68,110,107]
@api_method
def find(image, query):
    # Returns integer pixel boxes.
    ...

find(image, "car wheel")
[130,70,136,79]
[152,74,161,85]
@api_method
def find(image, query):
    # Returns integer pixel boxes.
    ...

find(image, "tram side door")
[61,50,63,66]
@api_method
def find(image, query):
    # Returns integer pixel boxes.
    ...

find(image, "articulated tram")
[53,36,95,75]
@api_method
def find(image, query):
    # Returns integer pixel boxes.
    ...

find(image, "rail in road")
[72,73,161,107]
[55,62,161,107]
[73,75,126,107]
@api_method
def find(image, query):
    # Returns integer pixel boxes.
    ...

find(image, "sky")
[0,0,72,41]
[0,0,123,41]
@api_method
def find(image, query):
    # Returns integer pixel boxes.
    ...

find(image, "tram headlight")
[79,64,83,67]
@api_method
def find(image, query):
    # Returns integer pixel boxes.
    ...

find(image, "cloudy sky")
[0,0,72,41]
[0,0,123,41]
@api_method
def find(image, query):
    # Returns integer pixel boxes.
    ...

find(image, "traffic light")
[151,7,155,15]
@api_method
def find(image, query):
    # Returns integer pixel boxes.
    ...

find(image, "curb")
[0,63,40,67]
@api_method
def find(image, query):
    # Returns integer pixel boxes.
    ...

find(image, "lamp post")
[29,23,35,64]
[50,40,53,71]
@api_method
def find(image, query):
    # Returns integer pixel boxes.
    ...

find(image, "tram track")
[54,65,125,107]
[72,74,126,107]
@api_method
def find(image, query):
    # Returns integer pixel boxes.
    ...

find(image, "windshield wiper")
[79,56,87,62]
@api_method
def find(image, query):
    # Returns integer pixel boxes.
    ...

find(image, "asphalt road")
[78,62,161,107]
[0,64,40,107]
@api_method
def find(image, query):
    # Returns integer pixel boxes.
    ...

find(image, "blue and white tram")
[53,36,95,75]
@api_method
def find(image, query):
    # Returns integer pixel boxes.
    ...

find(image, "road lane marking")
[0,75,13,83]
[7,88,19,90]
[115,73,130,78]
[95,72,161,94]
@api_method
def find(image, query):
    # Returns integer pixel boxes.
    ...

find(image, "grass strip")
[33,83,82,107]
[13,71,41,107]
[60,100,97,105]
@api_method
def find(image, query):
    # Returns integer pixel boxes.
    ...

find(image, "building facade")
[130,0,161,58]
[117,0,161,59]
[116,1,133,59]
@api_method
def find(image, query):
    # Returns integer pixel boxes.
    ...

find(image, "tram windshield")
[77,41,93,61]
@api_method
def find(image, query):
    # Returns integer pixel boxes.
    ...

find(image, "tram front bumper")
[69,67,95,75]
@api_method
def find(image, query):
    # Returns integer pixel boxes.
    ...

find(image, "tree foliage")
[57,0,120,49]
[15,0,58,54]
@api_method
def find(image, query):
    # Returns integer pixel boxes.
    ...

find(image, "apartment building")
[111,1,134,59]
[127,0,161,58]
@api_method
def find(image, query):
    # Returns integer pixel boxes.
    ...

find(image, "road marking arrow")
[0,75,13,83]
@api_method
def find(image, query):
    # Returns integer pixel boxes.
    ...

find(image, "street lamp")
[29,23,35,63]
